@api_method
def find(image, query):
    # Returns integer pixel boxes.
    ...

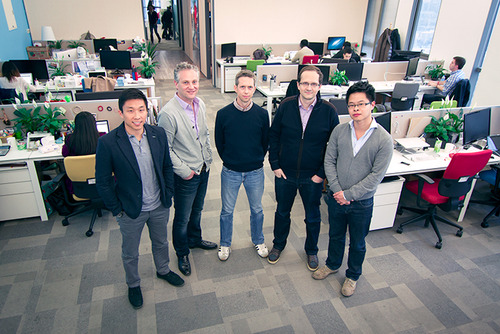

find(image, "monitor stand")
[110,69,125,75]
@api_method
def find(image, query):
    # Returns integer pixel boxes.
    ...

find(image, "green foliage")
[50,60,70,78]
[68,40,85,48]
[13,105,42,134]
[262,45,273,58]
[329,70,349,86]
[137,42,159,78]
[38,105,68,135]
[12,102,67,137]
[424,111,463,142]
[426,64,446,80]
[47,40,63,49]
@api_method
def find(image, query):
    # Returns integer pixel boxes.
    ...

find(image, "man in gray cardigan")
[312,81,393,297]
[158,62,217,277]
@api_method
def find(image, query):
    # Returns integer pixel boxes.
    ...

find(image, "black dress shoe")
[157,271,185,286]
[189,240,217,250]
[128,286,143,309]
[178,255,191,276]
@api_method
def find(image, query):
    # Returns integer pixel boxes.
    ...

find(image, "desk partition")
[255,64,298,87]
[362,61,408,82]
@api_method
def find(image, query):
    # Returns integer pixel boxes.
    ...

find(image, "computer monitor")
[321,58,348,64]
[327,37,346,51]
[221,42,236,58]
[463,108,491,145]
[405,57,419,79]
[10,59,50,80]
[308,42,325,56]
[337,62,364,82]
[298,64,330,85]
[390,50,421,62]
[374,112,391,134]
[93,38,118,53]
[75,91,123,101]
[98,51,132,74]
[96,120,110,134]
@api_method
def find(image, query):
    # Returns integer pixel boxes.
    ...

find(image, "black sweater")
[269,96,339,179]
[215,103,269,172]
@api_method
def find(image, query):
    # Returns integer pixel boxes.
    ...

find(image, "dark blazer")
[96,123,174,219]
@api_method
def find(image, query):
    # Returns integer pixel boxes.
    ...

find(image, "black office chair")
[61,154,106,237]
[471,166,500,228]
[379,83,419,111]
[0,88,18,104]
[328,98,349,115]
[450,79,471,107]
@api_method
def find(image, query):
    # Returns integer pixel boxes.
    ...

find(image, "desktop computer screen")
[405,57,419,79]
[298,64,330,85]
[93,38,118,53]
[337,62,364,82]
[390,50,421,62]
[463,108,491,145]
[11,59,49,80]
[221,42,236,58]
[308,42,325,56]
[374,112,391,134]
[321,58,348,64]
[99,51,132,73]
[327,37,346,51]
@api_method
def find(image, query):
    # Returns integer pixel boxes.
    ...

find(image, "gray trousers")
[117,205,171,287]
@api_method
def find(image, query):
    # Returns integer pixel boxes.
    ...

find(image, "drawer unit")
[370,176,405,231]
[0,164,39,221]
[224,66,242,92]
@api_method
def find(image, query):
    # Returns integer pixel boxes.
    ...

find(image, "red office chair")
[301,55,319,64]
[397,150,492,249]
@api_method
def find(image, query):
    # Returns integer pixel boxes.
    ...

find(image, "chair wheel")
[62,219,69,226]
[85,230,94,237]
[435,242,442,249]
[481,221,489,228]
[456,230,463,237]
[396,227,403,234]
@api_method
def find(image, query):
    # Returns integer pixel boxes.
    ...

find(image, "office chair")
[450,79,471,107]
[62,154,105,237]
[397,150,492,249]
[246,59,265,73]
[429,99,458,109]
[0,88,18,104]
[379,83,419,111]
[328,98,349,115]
[301,55,320,65]
[472,166,500,228]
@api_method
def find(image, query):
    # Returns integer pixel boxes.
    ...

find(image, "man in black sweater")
[268,66,339,271]
[214,70,270,261]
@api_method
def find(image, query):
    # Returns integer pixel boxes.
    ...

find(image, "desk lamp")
[41,26,56,42]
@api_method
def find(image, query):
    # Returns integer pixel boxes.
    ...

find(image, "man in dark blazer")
[96,88,184,310]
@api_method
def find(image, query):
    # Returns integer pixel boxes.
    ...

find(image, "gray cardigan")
[324,122,393,201]
[157,96,213,179]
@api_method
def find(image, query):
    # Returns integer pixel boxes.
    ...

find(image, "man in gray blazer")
[158,62,217,277]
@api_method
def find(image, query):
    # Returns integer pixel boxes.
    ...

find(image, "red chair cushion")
[405,179,465,204]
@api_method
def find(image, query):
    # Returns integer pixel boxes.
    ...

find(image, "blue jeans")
[117,205,171,288]
[273,175,323,254]
[172,170,209,257]
[325,193,373,281]
[220,166,265,247]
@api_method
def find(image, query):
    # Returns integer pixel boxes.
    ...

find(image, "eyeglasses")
[299,82,320,88]
[347,102,371,110]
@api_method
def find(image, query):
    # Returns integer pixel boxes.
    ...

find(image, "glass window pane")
[410,0,442,54]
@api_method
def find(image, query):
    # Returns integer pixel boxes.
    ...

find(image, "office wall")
[394,0,413,46]
[24,0,145,41]
[181,0,194,64]
[0,0,32,61]
[213,0,368,46]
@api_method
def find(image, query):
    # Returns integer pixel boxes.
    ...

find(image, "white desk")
[0,146,62,222]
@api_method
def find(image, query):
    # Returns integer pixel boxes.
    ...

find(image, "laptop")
[96,120,110,134]
[0,145,11,156]
[487,135,500,156]
[20,73,34,85]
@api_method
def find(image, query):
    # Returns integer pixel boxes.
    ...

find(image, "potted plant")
[49,59,69,78]
[262,45,273,60]
[47,40,63,50]
[68,40,85,48]
[329,70,349,86]
[426,64,446,80]
[38,102,68,137]
[12,101,42,137]
[137,42,159,79]
[424,110,463,147]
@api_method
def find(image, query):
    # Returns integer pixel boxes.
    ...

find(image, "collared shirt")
[233,99,253,112]
[443,69,465,96]
[128,130,161,212]
[175,93,200,137]
[349,117,378,156]
[298,97,317,132]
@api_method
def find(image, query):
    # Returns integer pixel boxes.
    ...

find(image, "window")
[409,0,442,54]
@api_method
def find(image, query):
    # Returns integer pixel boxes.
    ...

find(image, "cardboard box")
[26,46,50,60]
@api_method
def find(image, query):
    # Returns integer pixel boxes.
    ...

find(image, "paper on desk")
[407,116,431,137]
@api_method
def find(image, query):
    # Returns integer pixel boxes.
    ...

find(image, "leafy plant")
[132,37,147,52]
[47,40,63,49]
[137,42,159,78]
[424,111,463,142]
[262,45,273,59]
[49,60,70,78]
[12,103,42,134]
[329,70,349,86]
[426,64,446,80]
[68,40,85,48]
[38,103,68,136]
[12,100,67,137]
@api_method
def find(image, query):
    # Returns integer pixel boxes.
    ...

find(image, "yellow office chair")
[246,59,265,73]
[430,99,457,109]
[62,154,105,237]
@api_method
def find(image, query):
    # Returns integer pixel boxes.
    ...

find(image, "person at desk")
[312,81,393,297]
[62,112,99,157]
[95,89,184,310]
[157,62,217,277]
[0,61,36,101]
[291,39,314,64]
[332,41,361,63]
[267,65,339,271]
[341,46,358,63]
[421,56,466,108]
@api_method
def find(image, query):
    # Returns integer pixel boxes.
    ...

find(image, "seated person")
[341,46,358,63]
[421,56,466,108]
[333,41,361,62]
[291,39,314,64]
[0,61,36,101]
[63,111,100,157]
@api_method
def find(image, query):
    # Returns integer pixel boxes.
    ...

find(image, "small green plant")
[137,42,159,78]
[38,103,68,136]
[329,70,349,86]
[49,60,69,78]
[262,45,273,59]
[47,40,63,49]
[424,111,463,142]
[68,40,85,48]
[426,64,446,80]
